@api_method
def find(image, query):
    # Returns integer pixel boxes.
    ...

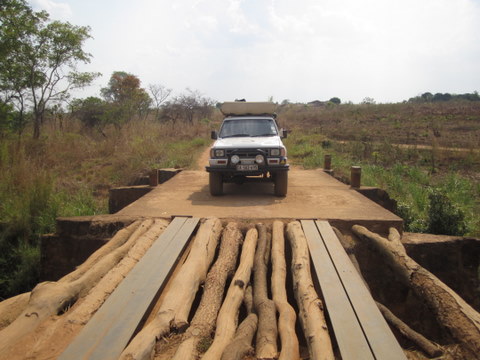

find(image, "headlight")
[214,149,225,157]
[270,148,280,156]
[231,155,240,164]
[255,154,265,164]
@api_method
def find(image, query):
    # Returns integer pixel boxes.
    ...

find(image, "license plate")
[237,164,258,171]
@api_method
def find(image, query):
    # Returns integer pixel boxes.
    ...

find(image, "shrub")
[0,171,56,298]
[396,201,428,233]
[427,189,468,236]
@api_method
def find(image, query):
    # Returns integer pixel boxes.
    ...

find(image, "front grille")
[226,149,265,158]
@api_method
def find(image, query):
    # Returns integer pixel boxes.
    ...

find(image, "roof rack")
[220,102,276,116]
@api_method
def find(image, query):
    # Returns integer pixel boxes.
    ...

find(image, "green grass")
[284,131,480,236]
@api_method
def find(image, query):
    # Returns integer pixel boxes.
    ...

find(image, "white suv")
[206,102,289,196]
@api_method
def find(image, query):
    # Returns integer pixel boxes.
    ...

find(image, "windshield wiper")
[252,133,276,137]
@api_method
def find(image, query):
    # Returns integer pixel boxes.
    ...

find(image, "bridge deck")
[302,219,406,360]
[117,170,402,229]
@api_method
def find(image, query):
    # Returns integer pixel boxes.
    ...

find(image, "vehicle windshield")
[219,118,278,138]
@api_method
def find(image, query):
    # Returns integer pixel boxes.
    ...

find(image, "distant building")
[307,100,327,107]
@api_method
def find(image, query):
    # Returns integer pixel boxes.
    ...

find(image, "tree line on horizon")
[408,91,480,103]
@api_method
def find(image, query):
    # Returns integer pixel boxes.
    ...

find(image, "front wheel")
[209,172,223,196]
[274,172,288,197]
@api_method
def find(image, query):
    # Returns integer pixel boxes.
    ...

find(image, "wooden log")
[201,228,258,360]
[376,301,443,358]
[243,282,254,314]
[0,219,150,352]
[352,225,480,359]
[221,313,258,360]
[333,227,442,358]
[254,223,278,359]
[171,222,243,360]
[5,219,169,360]
[120,218,223,360]
[286,221,334,360]
[220,285,257,360]
[272,221,300,360]
[0,293,30,330]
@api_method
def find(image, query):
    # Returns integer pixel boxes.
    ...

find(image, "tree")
[329,97,341,104]
[421,92,433,102]
[101,71,151,126]
[0,100,14,136]
[70,96,107,131]
[162,89,215,123]
[0,0,100,139]
[148,84,171,120]
[362,97,376,105]
[433,93,452,102]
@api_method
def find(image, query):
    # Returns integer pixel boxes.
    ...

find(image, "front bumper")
[206,161,289,175]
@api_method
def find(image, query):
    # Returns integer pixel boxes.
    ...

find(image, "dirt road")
[118,147,401,229]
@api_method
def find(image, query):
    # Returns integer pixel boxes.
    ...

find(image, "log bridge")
[1,215,479,359]
[55,217,405,360]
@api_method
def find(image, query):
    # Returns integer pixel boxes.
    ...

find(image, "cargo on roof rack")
[220,102,277,116]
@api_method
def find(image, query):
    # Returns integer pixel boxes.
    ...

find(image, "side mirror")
[211,130,218,140]
[281,129,288,139]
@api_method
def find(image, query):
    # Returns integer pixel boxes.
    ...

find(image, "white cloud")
[30,0,72,20]
[226,0,261,35]
[29,0,480,103]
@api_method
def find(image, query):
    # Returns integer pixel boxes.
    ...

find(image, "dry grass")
[281,102,480,236]
[33,118,214,198]
[278,101,480,149]
[0,116,213,299]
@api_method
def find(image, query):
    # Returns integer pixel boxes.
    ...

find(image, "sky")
[29,0,480,104]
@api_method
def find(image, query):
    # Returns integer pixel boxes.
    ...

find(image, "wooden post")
[323,155,334,176]
[149,169,158,186]
[324,155,331,170]
[350,166,361,188]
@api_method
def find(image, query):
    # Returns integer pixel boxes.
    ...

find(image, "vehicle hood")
[214,136,284,149]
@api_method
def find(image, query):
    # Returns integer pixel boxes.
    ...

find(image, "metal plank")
[315,220,406,360]
[301,220,374,360]
[59,217,199,360]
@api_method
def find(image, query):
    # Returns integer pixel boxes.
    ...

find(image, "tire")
[209,172,223,196]
[274,171,288,197]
